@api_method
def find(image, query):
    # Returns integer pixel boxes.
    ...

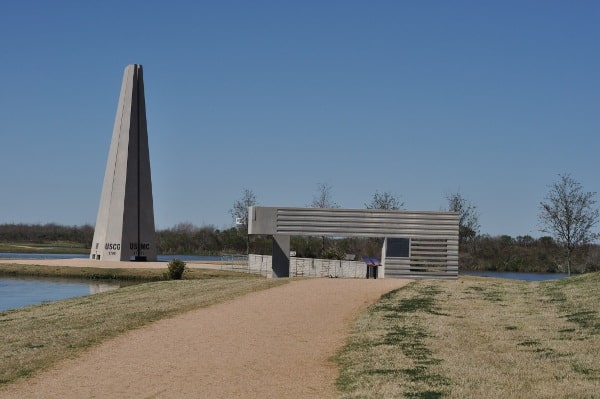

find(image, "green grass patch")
[517,339,541,347]
[563,311,598,330]
[466,283,504,302]
[405,390,444,399]
[0,242,89,254]
[572,363,600,380]
[335,281,450,398]
[540,273,600,334]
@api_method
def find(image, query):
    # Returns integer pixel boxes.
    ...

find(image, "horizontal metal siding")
[384,237,458,279]
[275,208,458,238]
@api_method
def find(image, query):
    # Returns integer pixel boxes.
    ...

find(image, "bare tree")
[229,188,257,255]
[365,191,404,210]
[539,174,599,276]
[310,183,339,254]
[446,191,480,244]
[310,182,340,209]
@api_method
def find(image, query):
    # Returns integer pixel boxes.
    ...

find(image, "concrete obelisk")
[90,64,157,261]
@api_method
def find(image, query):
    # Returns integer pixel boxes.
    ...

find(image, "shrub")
[322,246,345,260]
[166,259,186,280]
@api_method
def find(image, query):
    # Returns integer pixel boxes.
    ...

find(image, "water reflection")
[0,276,121,312]
[89,281,121,294]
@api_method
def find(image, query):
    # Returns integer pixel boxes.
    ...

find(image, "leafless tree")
[365,191,404,210]
[539,174,599,276]
[446,191,480,244]
[310,183,339,254]
[229,188,257,255]
[310,182,340,209]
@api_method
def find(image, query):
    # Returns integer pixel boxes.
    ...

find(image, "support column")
[272,234,290,278]
[380,237,387,278]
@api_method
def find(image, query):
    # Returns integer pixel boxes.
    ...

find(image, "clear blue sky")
[1,1,598,237]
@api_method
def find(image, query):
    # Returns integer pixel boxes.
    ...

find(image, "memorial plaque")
[386,237,410,258]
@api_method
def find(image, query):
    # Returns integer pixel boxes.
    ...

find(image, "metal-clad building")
[248,206,459,279]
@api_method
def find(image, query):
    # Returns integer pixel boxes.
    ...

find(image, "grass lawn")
[0,263,252,281]
[335,273,599,399]
[0,242,89,254]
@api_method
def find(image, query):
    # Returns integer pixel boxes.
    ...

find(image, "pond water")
[0,276,121,312]
[0,253,235,312]
[0,253,225,262]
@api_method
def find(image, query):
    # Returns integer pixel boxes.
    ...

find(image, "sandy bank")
[1,258,222,270]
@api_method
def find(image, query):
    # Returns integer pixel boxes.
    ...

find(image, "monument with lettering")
[90,64,157,261]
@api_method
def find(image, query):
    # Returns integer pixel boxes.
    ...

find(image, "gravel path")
[0,278,409,398]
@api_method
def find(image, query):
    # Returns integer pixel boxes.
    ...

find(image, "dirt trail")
[0,278,409,399]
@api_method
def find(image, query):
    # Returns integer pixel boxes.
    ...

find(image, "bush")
[322,246,345,260]
[166,259,186,280]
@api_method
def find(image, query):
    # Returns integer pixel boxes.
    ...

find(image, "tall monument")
[90,64,157,261]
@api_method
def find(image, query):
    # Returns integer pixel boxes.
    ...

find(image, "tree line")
[0,222,263,256]
[1,222,598,274]
[461,234,599,274]
[0,223,95,244]
[1,174,598,274]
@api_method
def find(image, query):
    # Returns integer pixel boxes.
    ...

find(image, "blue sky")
[1,1,598,237]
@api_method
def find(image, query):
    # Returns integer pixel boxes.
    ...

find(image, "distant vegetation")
[0,223,598,273]
[0,222,270,256]
[460,234,600,274]
[0,223,94,251]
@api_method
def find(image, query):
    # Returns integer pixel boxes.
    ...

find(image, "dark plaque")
[386,238,410,258]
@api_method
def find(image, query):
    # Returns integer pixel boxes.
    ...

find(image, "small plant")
[166,259,186,280]
[321,246,345,260]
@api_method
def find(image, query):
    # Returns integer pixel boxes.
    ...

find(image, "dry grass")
[0,263,253,281]
[0,277,287,385]
[335,273,599,399]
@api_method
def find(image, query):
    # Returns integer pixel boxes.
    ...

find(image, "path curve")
[0,278,409,398]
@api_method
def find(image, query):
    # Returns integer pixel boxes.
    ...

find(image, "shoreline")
[0,258,224,270]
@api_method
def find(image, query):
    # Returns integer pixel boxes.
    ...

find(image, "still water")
[0,253,224,262]
[0,276,121,312]
[0,253,226,312]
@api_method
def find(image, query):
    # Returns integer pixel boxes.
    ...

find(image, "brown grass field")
[335,273,599,399]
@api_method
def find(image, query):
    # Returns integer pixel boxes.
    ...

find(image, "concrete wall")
[248,255,367,278]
